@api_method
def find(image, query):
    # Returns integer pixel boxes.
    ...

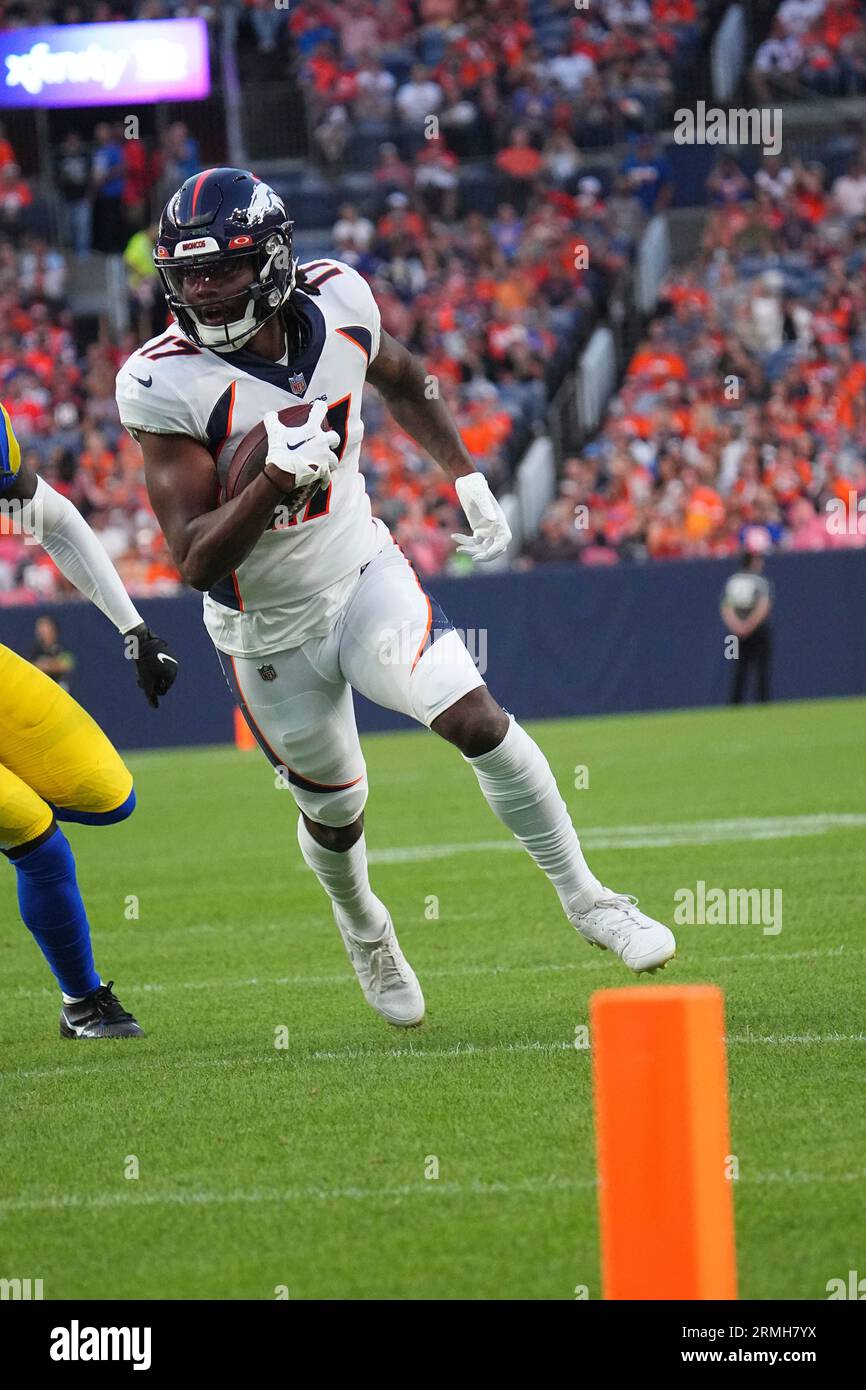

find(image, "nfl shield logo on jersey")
[257,663,278,682]
[288,372,306,396]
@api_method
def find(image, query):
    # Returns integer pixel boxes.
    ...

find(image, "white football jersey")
[115,259,389,656]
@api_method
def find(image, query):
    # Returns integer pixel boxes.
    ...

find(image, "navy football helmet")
[154,167,297,352]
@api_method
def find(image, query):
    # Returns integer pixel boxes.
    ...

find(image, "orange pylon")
[233,706,256,751]
[590,983,737,1300]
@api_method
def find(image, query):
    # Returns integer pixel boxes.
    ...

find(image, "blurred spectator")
[332,203,376,256]
[496,128,543,212]
[546,40,596,96]
[90,123,126,254]
[123,222,163,341]
[313,106,351,171]
[337,0,385,60]
[414,139,459,219]
[19,239,66,302]
[55,131,92,259]
[776,0,826,35]
[707,156,751,206]
[604,0,652,24]
[377,190,426,242]
[721,553,774,704]
[524,502,585,564]
[832,156,866,217]
[543,131,582,189]
[750,18,804,103]
[121,135,154,233]
[618,133,673,216]
[245,0,290,54]
[0,121,15,172]
[491,202,525,260]
[374,142,414,198]
[396,63,443,134]
[156,122,201,207]
[31,615,75,692]
[355,55,397,125]
[0,164,33,242]
[755,154,796,204]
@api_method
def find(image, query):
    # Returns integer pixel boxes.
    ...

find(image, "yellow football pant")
[0,643,133,852]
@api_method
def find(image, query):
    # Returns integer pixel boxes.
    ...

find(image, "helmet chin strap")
[193,298,261,352]
[277,253,299,308]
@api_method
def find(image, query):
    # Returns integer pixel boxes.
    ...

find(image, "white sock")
[297,816,388,941]
[464,716,603,916]
[61,982,100,1005]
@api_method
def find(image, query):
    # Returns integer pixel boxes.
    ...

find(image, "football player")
[116,168,675,1027]
[0,401,178,1037]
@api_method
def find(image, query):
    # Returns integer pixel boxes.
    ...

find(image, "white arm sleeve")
[27,476,143,634]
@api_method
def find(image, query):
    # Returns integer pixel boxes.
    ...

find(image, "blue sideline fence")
[1,548,863,751]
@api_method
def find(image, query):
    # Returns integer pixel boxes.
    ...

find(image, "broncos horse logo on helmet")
[154,167,302,352]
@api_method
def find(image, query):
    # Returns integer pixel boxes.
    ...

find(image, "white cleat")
[569,889,676,974]
[333,907,425,1026]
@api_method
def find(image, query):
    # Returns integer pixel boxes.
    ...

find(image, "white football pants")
[217,538,485,826]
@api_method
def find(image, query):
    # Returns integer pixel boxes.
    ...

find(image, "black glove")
[127,623,179,708]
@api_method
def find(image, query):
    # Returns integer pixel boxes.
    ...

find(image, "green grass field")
[1,698,864,1301]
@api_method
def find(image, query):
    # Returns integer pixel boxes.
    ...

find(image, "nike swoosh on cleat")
[130,373,153,387]
[156,653,178,665]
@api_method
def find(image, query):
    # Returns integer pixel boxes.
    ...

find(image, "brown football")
[223,401,323,516]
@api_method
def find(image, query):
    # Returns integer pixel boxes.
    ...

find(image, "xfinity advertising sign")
[0,19,211,108]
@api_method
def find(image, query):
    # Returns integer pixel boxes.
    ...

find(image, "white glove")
[451,472,512,563]
[264,397,340,494]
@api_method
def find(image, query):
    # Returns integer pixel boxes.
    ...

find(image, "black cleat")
[59,981,145,1039]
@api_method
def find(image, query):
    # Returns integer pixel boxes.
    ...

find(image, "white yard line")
[6,1029,865,1085]
[0,1175,592,1214]
[9,945,863,1002]
[1,1167,864,1215]
[7,1039,575,1082]
[365,813,866,863]
[728,1032,866,1045]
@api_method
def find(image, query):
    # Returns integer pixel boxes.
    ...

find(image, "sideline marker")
[233,706,256,750]
[590,983,737,1300]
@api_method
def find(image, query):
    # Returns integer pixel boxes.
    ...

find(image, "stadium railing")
[516,438,557,545]
[545,210,671,484]
[711,3,749,103]
[635,214,673,319]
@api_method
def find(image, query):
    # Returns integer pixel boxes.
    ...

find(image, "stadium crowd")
[52,120,201,260]
[300,0,708,170]
[0,229,181,603]
[750,0,866,101]
[529,150,866,564]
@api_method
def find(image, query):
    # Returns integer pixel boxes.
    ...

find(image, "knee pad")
[291,772,368,829]
[53,785,136,827]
